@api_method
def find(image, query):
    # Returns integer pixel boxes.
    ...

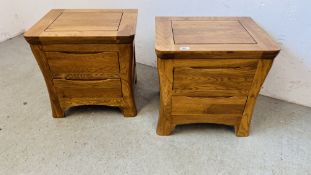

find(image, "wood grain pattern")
[173,58,258,68]
[155,16,280,59]
[118,44,137,117]
[172,114,241,126]
[24,9,138,118]
[41,44,121,52]
[172,59,258,96]
[236,59,274,136]
[54,79,122,98]
[173,66,256,92]
[155,16,280,136]
[157,58,175,136]
[171,96,246,115]
[60,98,123,111]
[172,20,256,44]
[23,9,64,44]
[45,12,122,31]
[54,79,122,110]
[46,51,120,79]
[30,45,64,118]
[24,9,138,44]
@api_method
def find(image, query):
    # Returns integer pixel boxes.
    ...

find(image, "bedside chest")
[155,17,280,136]
[24,9,138,118]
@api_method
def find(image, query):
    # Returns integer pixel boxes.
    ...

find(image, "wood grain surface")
[24,9,138,44]
[46,51,120,79]
[155,16,280,59]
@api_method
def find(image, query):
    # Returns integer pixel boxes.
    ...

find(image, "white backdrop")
[1,0,311,107]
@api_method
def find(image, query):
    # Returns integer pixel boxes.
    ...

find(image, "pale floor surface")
[0,36,311,175]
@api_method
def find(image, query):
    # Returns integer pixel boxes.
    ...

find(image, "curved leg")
[30,45,65,118]
[156,58,174,135]
[120,105,137,117]
[119,44,137,117]
[236,59,273,137]
[156,114,176,136]
[51,101,65,118]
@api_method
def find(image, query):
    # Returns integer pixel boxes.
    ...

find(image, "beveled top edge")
[155,16,251,21]
[155,16,280,58]
[24,9,138,44]
[62,9,138,13]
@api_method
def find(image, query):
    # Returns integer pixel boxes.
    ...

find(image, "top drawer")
[173,62,257,96]
[45,51,119,80]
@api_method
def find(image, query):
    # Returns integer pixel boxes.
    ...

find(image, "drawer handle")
[189,66,242,69]
[64,74,110,80]
[186,96,234,99]
[57,51,104,55]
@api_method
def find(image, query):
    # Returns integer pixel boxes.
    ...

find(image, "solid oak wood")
[24,9,137,44]
[46,51,120,79]
[155,16,280,136]
[24,9,138,118]
[157,58,176,135]
[30,45,64,118]
[156,17,280,58]
[172,20,256,44]
[236,59,274,136]
[53,79,122,99]
[45,12,122,32]
[171,96,247,115]
[172,115,241,126]
[173,66,256,92]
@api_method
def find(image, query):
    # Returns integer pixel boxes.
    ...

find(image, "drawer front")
[171,96,247,116]
[53,79,122,99]
[173,65,257,96]
[46,51,119,79]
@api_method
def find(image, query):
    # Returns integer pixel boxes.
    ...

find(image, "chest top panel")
[45,11,122,32]
[24,9,138,44]
[156,17,280,58]
[172,20,256,44]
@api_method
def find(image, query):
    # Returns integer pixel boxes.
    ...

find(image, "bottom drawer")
[53,79,122,99]
[171,96,247,115]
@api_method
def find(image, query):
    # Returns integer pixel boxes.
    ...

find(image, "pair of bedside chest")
[24,9,280,137]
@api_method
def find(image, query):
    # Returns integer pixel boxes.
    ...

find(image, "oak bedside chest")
[155,17,280,137]
[24,9,138,118]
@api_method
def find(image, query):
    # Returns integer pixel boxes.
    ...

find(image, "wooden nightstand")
[155,17,280,136]
[24,9,138,118]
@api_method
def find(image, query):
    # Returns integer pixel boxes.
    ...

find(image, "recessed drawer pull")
[188,66,250,71]
[57,51,104,55]
[189,66,239,69]
[186,96,234,99]
[64,73,118,80]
